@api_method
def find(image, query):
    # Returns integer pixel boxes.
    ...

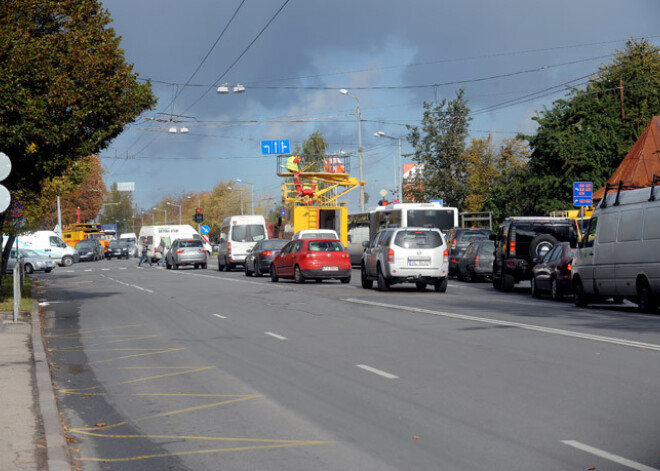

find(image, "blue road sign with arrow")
[573,181,593,206]
[261,140,290,155]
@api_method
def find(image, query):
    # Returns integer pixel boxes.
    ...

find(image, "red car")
[270,238,352,283]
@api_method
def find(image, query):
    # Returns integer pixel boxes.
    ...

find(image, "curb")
[31,297,72,471]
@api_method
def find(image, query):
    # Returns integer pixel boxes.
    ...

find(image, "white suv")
[360,227,449,292]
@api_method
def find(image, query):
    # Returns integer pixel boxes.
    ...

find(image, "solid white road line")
[343,298,660,352]
[213,314,227,319]
[356,364,398,379]
[562,440,660,471]
[265,332,287,340]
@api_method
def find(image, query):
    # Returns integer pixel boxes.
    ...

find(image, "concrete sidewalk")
[1,302,71,471]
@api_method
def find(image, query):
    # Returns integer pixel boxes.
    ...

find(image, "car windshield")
[20,249,40,258]
[394,230,443,249]
[179,240,203,248]
[109,241,122,248]
[307,241,344,252]
[76,241,93,249]
[231,225,266,242]
[459,231,490,242]
[478,241,495,252]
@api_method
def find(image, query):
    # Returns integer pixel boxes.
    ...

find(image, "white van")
[119,232,138,244]
[15,230,79,267]
[217,215,268,271]
[572,183,660,313]
[138,225,211,261]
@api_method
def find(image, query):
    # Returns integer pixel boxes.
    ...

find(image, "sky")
[99,0,660,214]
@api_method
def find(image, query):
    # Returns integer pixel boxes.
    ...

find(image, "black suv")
[447,227,492,276]
[491,217,577,291]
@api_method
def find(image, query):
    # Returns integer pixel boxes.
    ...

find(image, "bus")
[369,202,459,241]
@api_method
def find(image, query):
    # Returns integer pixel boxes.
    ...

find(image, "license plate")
[322,266,338,271]
[408,259,430,266]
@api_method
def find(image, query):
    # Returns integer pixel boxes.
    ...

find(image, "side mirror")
[246,248,252,254]
[488,234,496,241]
[362,241,369,248]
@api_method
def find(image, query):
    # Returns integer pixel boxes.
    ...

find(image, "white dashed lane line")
[356,364,398,379]
[562,440,660,471]
[213,314,227,319]
[265,332,287,341]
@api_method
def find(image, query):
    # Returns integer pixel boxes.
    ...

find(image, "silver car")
[361,227,449,292]
[165,239,207,270]
[6,249,56,274]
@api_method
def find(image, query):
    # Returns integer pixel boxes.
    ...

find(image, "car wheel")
[341,275,351,284]
[166,261,171,269]
[493,275,502,290]
[62,256,74,267]
[174,263,179,270]
[468,267,478,283]
[270,265,279,282]
[255,264,262,277]
[294,265,305,284]
[377,265,390,292]
[529,234,558,259]
[415,282,427,291]
[361,265,373,289]
[201,263,207,269]
[245,264,251,277]
[550,278,562,301]
[573,279,589,307]
[501,274,515,292]
[45,268,52,273]
[24,263,34,274]
[434,277,448,293]
[456,268,466,282]
[531,277,541,298]
[217,258,224,271]
[637,279,658,313]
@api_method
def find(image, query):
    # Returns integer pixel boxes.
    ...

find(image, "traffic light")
[193,207,204,223]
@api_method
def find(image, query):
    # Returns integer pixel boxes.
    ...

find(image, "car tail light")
[474,255,480,267]
[387,248,395,262]
[509,241,516,255]
[451,238,457,249]
[567,263,572,272]
[199,249,205,253]
[261,250,272,257]
[443,248,449,265]
[227,242,232,255]
[176,249,184,254]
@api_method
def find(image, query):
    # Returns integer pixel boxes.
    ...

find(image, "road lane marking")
[356,364,398,379]
[343,298,660,352]
[84,269,92,272]
[213,314,227,319]
[102,275,154,294]
[561,440,660,471]
[265,332,287,340]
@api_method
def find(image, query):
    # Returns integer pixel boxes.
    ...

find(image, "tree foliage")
[406,88,472,208]
[0,0,155,197]
[495,39,660,216]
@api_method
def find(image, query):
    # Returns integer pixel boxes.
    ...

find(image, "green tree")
[406,88,472,208]
[518,39,660,214]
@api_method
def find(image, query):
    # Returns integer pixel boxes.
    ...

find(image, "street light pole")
[340,89,365,212]
[153,207,167,224]
[236,179,254,215]
[374,131,403,201]
[167,202,182,225]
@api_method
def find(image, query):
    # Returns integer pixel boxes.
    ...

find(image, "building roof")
[593,116,660,199]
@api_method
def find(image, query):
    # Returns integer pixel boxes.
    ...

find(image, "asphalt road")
[37,257,660,470]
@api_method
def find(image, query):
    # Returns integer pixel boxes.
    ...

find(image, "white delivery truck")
[138,225,212,262]
[572,182,660,313]
[14,230,79,267]
[217,215,268,271]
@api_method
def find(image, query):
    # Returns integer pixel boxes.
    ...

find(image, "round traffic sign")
[0,152,10,181]
[200,224,210,235]
[10,199,23,217]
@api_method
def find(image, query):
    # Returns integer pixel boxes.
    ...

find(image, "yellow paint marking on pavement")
[90,348,184,364]
[59,334,161,350]
[76,441,333,463]
[73,395,260,432]
[58,366,215,394]
[47,324,142,335]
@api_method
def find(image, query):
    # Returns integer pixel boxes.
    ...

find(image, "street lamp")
[153,207,167,224]
[227,186,244,215]
[167,202,182,225]
[216,83,246,94]
[374,131,403,201]
[339,88,365,212]
[236,179,254,215]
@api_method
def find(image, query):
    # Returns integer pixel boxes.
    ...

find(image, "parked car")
[106,240,130,259]
[5,249,56,274]
[165,239,207,269]
[572,184,660,312]
[270,239,351,283]
[491,217,578,292]
[75,239,104,261]
[530,242,576,300]
[447,227,492,276]
[292,229,339,240]
[245,238,288,277]
[361,227,449,292]
[456,240,495,282]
